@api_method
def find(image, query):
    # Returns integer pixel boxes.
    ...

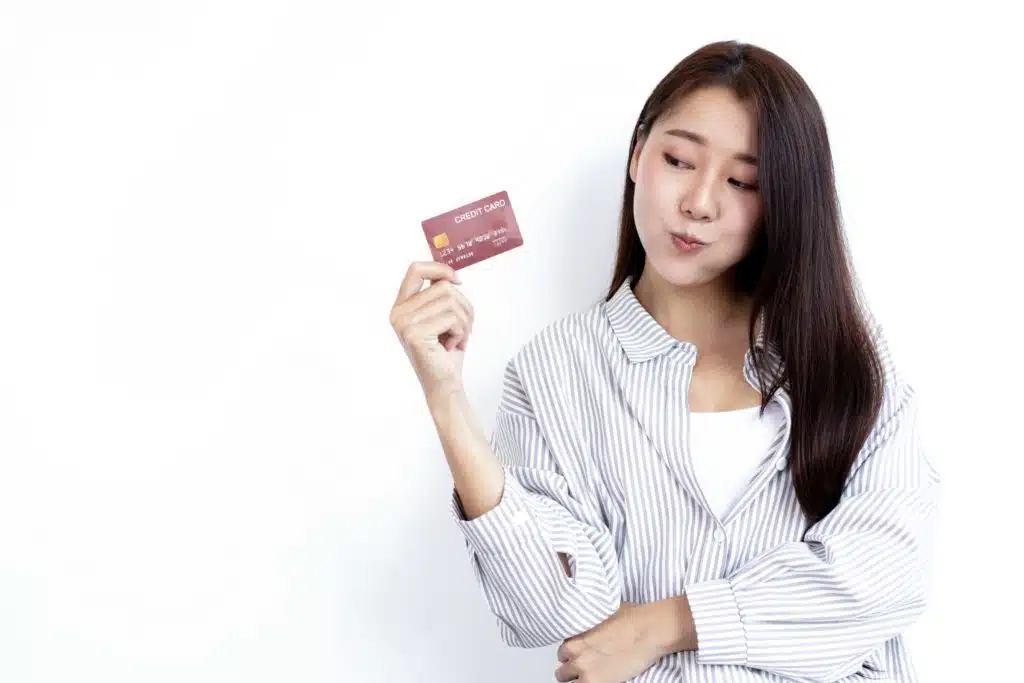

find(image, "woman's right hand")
[389,261,475,402]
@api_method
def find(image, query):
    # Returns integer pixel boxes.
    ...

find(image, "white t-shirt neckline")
[688,401,786,521]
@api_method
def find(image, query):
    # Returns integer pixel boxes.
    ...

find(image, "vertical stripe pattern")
[450,277,940,683]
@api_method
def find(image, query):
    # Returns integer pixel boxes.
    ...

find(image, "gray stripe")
[451,277,940,682]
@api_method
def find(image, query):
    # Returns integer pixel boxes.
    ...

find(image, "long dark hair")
[608,40,885,525]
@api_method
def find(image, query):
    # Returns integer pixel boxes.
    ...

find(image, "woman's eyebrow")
[664,128,758,166]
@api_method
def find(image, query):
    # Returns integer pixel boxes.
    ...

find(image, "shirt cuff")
[685,578,748,666]
[450,471,537,556]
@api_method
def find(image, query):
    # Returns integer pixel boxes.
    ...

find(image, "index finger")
[394,261,461,305]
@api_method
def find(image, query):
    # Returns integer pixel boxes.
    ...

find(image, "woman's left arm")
[674,383,941,681]
[555,383,940,683]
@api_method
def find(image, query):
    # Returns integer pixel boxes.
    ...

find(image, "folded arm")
[677,385,940,681]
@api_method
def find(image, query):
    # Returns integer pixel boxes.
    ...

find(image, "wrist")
[647,595,697,656]
[424,382,467,418]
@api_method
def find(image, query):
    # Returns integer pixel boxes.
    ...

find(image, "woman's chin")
[645,256,715,290]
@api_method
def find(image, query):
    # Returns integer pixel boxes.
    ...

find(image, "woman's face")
[629,86,763,289]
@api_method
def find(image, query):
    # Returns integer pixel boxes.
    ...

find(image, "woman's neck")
[633,266,753,354]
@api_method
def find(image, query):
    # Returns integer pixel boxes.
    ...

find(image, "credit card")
[421,190,523,271]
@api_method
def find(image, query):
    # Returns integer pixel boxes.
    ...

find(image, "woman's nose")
[680,174,715,221]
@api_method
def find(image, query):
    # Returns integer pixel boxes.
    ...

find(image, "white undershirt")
[688,401,786,520]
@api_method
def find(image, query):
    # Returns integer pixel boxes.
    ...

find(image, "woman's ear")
[629,135,645,184]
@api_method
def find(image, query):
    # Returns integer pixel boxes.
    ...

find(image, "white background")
[1,2,1020,681]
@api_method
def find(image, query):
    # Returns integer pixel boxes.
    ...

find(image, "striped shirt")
[451,276,940,682]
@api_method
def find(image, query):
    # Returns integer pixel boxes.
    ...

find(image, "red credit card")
[421,190,523,271]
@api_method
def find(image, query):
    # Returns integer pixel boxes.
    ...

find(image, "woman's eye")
[663,153,693,169]
[662,153,758,191]
[729,179,759,191]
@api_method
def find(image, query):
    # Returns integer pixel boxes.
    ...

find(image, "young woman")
[389,40,939,683]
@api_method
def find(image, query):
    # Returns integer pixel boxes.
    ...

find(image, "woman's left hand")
[554,602,665,683]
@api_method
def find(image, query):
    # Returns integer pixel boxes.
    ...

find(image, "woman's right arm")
[430,363,623,648]
[390,262,622,647]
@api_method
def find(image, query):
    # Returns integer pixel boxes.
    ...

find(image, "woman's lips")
[671,233,706,252]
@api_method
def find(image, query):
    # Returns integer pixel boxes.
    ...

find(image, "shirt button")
[713,529,726,543]
[512,509,529,525]
[775,457,787,471]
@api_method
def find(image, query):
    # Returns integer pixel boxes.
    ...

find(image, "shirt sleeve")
[683,383,940,682]
[450,359,623,648]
